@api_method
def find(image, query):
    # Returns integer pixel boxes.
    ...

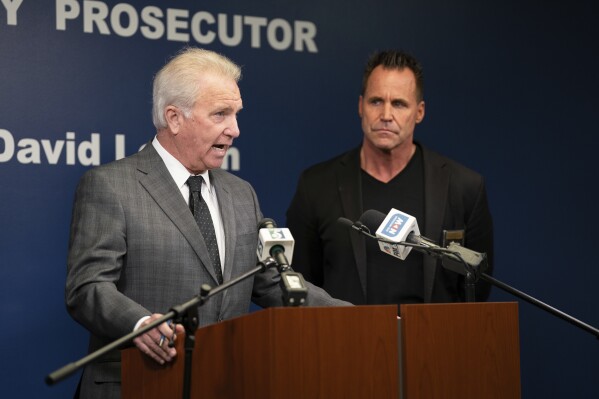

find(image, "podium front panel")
[400,302,521,399]
[123,305,399,399]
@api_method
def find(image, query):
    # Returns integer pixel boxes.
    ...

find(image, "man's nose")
[381,103,392,121]
[226,117,240,138]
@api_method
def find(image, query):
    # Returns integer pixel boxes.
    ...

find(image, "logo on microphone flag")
[375,208,420,260]
[381,212,410,238]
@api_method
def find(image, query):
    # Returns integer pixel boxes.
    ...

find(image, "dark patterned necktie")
[187,176,223,285]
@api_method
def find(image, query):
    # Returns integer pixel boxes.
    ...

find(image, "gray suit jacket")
[66,144,349,399]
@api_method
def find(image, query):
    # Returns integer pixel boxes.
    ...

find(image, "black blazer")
[286,143,493,304]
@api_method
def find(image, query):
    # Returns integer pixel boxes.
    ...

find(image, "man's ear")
[165,106,181,134]
[416,100,425,124]
[358,95,364,118]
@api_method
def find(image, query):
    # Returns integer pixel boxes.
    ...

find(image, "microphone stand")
[347,223,599,340]
[403,242,480,303]
[269,248,308,306]
[411,244,599,339]
[477,272,599,339]
[46,258,279,398]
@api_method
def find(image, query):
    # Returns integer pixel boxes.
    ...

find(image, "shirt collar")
[152,136,212,193]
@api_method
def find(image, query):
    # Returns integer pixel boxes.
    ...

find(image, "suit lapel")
[421,145,450,302]
[337,149,368,299]
[135,144,219,283]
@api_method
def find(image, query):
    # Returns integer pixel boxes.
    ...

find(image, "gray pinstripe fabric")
[65,143,351,399]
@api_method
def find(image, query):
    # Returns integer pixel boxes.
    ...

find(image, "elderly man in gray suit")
[65,47,351,399]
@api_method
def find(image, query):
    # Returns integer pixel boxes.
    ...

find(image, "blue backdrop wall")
[1,1,598,397]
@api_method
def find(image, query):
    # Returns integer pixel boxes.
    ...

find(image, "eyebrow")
[212,103,243,114]
[368,95,407,103]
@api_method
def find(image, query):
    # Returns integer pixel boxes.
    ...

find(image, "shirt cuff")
[133,315,151,332]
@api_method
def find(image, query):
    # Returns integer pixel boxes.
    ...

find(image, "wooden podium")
[122,303,520,399]
[399,302,521,399]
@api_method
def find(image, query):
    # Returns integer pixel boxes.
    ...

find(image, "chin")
[373,141,398,151]
[207,160,225,170]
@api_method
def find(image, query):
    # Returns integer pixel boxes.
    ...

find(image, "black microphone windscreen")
[359,209,386,231]
[258,218,276,230]
[337,217,354,229]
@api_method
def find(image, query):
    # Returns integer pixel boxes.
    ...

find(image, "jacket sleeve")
[65,169,150,340]
[285,171,325,286]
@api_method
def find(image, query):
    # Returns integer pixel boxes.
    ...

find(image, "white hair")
[152,47,241,130]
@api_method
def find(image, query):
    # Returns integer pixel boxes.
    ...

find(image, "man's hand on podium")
[132,313,185,365]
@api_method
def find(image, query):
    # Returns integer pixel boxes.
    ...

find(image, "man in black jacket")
[286,50,493,308]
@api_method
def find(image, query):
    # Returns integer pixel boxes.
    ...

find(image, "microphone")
[359,209,424,260]
[355,209,488,302]
[257,218,295,267]
[256,218,307,306]
[353,209,488,275]
[338,213,599,337]
[337,217,355,230]
[337,217,370,235]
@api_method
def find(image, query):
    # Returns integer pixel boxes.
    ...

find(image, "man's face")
[172,73,243,174]
[359,66,425,153]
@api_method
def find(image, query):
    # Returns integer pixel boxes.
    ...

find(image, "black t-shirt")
[362,146,425,306]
